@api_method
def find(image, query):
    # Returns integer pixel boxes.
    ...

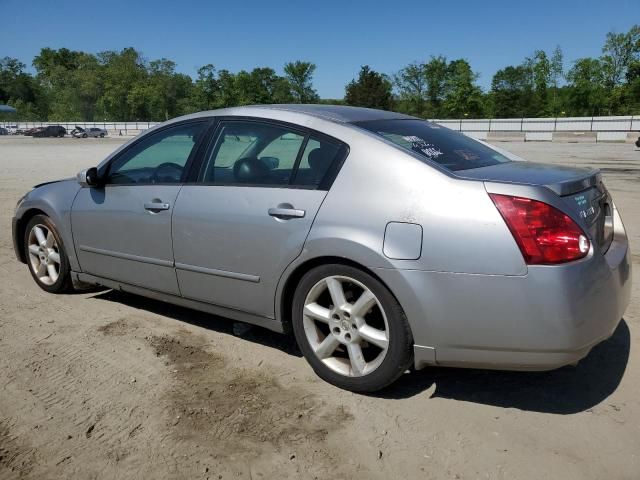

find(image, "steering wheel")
[151,162,184,183]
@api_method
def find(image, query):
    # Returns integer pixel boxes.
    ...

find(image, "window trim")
[99,119,212,187]
[188,116,349,191]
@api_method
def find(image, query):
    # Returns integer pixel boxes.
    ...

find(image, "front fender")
[14,180,82,271]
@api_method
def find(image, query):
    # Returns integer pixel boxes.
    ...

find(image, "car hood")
[455,161,600,196]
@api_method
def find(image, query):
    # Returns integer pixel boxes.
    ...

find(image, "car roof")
[178,104,417,125]
[249,104,417,123]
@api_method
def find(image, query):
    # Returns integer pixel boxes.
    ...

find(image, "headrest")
[308,147,335,171]
[233,157,270,183]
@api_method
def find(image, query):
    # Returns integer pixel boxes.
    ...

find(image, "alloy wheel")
[27,224,61,286]
[302,275,389,377]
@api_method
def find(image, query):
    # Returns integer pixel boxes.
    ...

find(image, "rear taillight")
[489,193,590,265]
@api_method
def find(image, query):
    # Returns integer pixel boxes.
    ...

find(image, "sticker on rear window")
[402,136,443,159]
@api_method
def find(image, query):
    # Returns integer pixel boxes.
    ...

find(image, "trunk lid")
[459,161,614,252]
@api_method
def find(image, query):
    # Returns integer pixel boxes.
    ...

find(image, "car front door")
[71,120,209,294]
[172,119,346,317]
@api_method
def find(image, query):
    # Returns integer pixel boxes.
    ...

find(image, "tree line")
[1,25,638,121]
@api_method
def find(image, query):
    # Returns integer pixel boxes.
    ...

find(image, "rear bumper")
[378,209,632,372]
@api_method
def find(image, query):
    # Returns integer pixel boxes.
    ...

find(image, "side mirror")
[77,167,100,187]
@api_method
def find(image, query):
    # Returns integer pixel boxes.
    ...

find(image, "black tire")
[24,214,73,293]
[100,133,105,138]
[292,264,413,392]
[82,133,87,138]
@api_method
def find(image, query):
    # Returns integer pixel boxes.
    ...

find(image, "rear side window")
[293,137,342,187]
[200,121,304,185]
[199,120,344,188]
[355,119,511,171]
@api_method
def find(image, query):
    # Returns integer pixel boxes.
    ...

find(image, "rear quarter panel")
[276,126,528,344]
[301,130,527,276]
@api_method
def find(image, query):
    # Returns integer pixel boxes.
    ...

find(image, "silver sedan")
[71,126,107,138]
[11,105,632,392]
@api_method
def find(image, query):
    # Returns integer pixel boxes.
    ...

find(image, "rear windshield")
[354,119,511,171]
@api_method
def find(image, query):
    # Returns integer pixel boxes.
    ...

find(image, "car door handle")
[268,207,306,219]
[144,202,170,211]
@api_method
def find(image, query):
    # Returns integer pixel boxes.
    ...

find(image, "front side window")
[200,121,305,186]
[355,119,511,171]
[107,122,207,184]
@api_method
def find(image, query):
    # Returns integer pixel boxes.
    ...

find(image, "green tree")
[33,48,103,120]
[344,65,393,110]
[190,64,220,111]
[96,48,147,121]
[284,61,319,103]
[442,59,484,118]
[601,25,640,88]
[566,57,607,116]
[489,65,534,117]
[0,57,46,119]
[620,60,640,113]
[423,56,448,117]
[234,67,293,105]
[394,62,428,116]
[142,59,193,120]
[549,46,564,115]
[526,50,552,115]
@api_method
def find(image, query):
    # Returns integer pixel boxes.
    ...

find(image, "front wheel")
[292,264,413,392]
[24,215,73,293]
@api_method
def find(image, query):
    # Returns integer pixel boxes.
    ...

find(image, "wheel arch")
[14,208,48,263]
[277,255,406,335]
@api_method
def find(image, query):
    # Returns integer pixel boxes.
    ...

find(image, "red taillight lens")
[489,193,590,265]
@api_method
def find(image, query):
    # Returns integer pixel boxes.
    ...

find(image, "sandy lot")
[1,136,639,480]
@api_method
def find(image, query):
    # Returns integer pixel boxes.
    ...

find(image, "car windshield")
[354,119,511,171]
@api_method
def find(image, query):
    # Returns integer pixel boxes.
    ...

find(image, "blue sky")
[2,0,638,98]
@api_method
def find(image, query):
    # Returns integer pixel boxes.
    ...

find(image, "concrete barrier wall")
[3,115,639,142]
[431,115,639,135]
[552,131,597,143]
[487,131,526,142]
[1,121,159,133]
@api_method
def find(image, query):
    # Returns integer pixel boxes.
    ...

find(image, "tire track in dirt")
[0,316,174,477]
[0,418,37,480]
[138,331,358,479]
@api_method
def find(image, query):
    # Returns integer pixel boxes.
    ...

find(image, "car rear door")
[71,120,209,294]
[172,118,346,318]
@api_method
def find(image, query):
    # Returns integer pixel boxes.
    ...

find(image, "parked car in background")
[11,105,632,392]
[5,125,19,135]
[23,127,44,136]
[33,126,66,138]
[0,127,8,135]
[71,126,107,138]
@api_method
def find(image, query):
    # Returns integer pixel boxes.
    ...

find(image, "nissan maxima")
[12,105,631,392]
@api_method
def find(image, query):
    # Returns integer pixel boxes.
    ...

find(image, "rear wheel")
[82,133,87,138]
[292,264,413,392]
[100,133,105,138]
[24,215,73,293]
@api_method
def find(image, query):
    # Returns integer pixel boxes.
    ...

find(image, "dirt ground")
[1,136,639,480]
